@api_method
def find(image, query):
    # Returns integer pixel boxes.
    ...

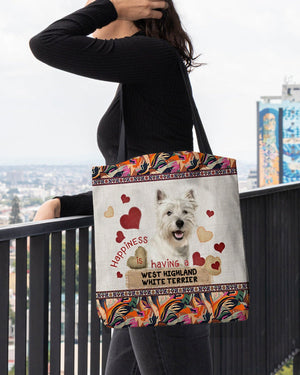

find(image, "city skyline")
[1,0,300,166]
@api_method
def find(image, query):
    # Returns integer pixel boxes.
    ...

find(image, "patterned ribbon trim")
[96,282,249,299]
[92,168,237,186]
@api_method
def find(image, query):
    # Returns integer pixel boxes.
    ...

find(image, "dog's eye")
[167,211,172,216]
[183,210,188,214]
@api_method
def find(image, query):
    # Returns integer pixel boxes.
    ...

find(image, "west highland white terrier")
[149,189,198,267]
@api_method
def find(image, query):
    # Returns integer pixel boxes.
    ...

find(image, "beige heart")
[104,206,114,218]
[197,226,213,242]
[204,255,221,276]
[127,246,147,269]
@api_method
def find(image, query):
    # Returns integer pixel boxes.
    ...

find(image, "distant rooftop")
[282,84,300,101]
[260,83,300,103]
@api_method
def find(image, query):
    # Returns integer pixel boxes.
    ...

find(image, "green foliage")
[276,358,293,374]
[9,304,15,325]
[9,195,22,224]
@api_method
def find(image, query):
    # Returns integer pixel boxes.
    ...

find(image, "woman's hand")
[110,0,169,21]
[33,198,61,221]
[86,0,169,20]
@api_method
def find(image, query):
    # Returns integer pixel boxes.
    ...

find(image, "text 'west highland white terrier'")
[149,189,198,267]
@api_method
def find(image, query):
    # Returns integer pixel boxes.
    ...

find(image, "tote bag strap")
[117,54,212,162]
[176,54,213,155]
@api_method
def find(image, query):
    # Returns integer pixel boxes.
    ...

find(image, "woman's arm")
[33,198,61,221]
[56,191,93,216]
[33,191,93,221]
[29,0,176,84]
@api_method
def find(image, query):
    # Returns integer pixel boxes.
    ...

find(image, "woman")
[30,0,213,374]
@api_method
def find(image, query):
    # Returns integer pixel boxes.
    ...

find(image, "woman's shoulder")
[119,31,179,60]
[125,30,180,58]
[118,31,182,79]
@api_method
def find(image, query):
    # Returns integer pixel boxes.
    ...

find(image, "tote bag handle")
[117,53,212,162]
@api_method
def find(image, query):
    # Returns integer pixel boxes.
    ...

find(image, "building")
[257,83,300,187]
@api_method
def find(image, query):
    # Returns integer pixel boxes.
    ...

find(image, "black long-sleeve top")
[29,0,195,216]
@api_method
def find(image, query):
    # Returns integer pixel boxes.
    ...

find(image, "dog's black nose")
[176,219,184,228]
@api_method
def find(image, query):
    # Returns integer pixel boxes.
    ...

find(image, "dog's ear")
[185,190,198,209]
[185,190,195,200]
[157,189,167,203]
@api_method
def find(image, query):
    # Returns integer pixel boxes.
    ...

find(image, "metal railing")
[0,182,299,375]
[211,181,300,375]
[0,216,109,375]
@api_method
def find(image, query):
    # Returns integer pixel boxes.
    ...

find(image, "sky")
[1,0,299,166]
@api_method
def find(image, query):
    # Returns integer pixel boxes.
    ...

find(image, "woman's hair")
[133,0,204,72]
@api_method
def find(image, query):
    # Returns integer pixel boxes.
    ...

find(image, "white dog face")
[156,189,198,247]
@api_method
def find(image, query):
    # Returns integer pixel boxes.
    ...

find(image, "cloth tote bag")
[92,55,250,328]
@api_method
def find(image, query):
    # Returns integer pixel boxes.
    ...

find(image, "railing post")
[64,230,76,375]
[15,237,28,375]
[102,325,111,375]
[0,240,10,375]
[90,228,100,375]
[295,352,300,375]
[50,232,62,375]
[78,227,89,374]
[28,234,49,375]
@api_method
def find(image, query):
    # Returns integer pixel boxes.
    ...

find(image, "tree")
[9,195,22,224]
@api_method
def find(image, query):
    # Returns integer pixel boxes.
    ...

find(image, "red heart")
[116,231,125,243]
[117,272,123,278]
[121,194,130,203]
[212,261,220,270]
[120,207,141,229]
[192,252,205,266]
[214,242,225,253]
[206,210,214,217]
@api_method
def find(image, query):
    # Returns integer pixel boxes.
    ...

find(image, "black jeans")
[105,324,213,375]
